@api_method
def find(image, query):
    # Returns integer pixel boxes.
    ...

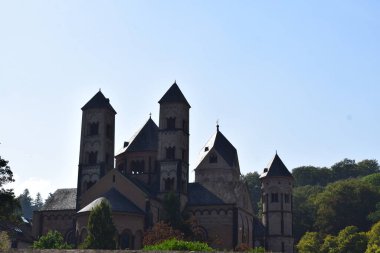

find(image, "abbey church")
[32,82,294,253]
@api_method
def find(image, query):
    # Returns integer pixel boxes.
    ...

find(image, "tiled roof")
[78,188,145,214]
[158,82,190,107]
[260,153,293,179]
[116,118,158,156]
[196,127,239,168]
[81,90,116,114]
[40,188,77,211]
[187,183,225,205]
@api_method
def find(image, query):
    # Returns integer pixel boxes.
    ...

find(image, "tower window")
[87,122,99,136]
[166,117,176,130]
[88,151,98,165]
[166,147,175,160]
[106,124,113,139]
[271,193,279,203]
[131,160,145,174]
[164,178,175,191]
[209,153,217,163]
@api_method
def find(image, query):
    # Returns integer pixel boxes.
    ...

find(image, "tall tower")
[260,153,294,253]
[157,82,190,207]
[76,90,116,208]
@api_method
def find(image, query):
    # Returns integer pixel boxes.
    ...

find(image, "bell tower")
[260,153,294,253]
[157,82,190,207]
[76,90,116,209]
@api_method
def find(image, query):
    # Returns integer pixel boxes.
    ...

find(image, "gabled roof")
[187,183,225,205]
[78,188,145,214]
[81,90,116,114]
[260,153,293,179]
[196,127,239,168]
[158,82,191,107]
[40,188,77,211]
[116,117,158,156]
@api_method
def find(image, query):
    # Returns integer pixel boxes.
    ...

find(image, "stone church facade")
[32,82,294,252]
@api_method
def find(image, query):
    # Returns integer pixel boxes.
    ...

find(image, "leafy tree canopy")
[242,172,261,215]
[314,179,380,234]
[296,232,321,253]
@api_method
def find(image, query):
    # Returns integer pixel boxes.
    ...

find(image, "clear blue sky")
[1,1,379,200]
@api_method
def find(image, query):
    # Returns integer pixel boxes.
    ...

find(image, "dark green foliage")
[314,179,380,234]
[18,189,33,219]
[162,191,183,228]
[366,221,380,253]
[82,200,117,249]
[362,173,380,188]
[242,172,261,214]
[33,192,44,210]
[0,156,20,223]
[32,230,72,249]
[334,226,368,253]
[143,238,213,251]
[293,185,323,241]
[293,166,332,187]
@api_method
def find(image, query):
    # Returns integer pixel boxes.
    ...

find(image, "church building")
[32,82,294,252]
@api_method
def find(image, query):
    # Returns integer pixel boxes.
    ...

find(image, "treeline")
[243,158,380,251]
[18,188,44,220]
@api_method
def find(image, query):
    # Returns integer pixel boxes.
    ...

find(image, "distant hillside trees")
[18,188,44,220]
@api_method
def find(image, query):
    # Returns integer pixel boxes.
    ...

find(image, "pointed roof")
[187,183,225,205]
[158,82,191,107]
[196,126,239,168]
[81,90,116,114]
[40,188,77,211]
[115,117,158,156]
[78,188,144,214]
[260,153,293,179]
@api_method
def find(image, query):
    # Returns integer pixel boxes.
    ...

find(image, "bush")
[143,221,184,246]
[0,231,11,251]
[143,238,213,251]
[32,230,71,249]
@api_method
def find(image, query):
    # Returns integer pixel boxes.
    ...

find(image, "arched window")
[87,122,99,136]
[166,147,175,160]
[166,117,176,130]
[88,151,97,165]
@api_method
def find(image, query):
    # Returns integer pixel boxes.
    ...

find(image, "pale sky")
[1,1,379,200]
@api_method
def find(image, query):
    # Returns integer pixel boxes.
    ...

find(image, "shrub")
[0,231,11,251]
[143,221,183,246]
[32,230,71,249]
[144,238,213,251]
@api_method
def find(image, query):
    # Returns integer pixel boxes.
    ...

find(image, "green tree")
[357,159,380,176]
[296,232,321,253]
[0,231,11,251]
[321,235,338,253]
[314,179,380,234]
[242,172,261,214]
[82,199,116,249]
[292,166,332,186]
[334,226,368,253]
[331,158,359,180]
[362,173,380,188]
[19,188,33,219]
[366,221,380,253]
[293,185,323,242]
[0,156,20,223]
[32,230,71,249]
[33,192,44,210]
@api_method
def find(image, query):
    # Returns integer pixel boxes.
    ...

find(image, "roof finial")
[174,79,176,84]
[149,112,152,119]
[216,119,220,132]
[99,88,101,92]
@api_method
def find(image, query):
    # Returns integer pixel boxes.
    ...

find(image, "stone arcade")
[32,82,294,252]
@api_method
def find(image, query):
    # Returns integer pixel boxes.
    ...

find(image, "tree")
[19,188,33,219]
[0,156,20,223]
[82,199,116,249]
[357,159,380,176]
[143,221,184,246]
[242,172,261,214]
[331,158,359,181]
[292,166,332,187]
[366,221,380,253]
[321,235,338,253]
[362,173,380,188]
[293,185,323,242]
[33,192,44,210]
[334,226,368,253]
[32,230,71,249]
[296,232,321,253]
[314,179,380,234]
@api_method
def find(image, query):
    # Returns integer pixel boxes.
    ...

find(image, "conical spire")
[260,153,293,179]
[158,81,190,107]
[81,90,116,114]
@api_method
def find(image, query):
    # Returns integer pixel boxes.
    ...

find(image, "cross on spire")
[216,119,220,132]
